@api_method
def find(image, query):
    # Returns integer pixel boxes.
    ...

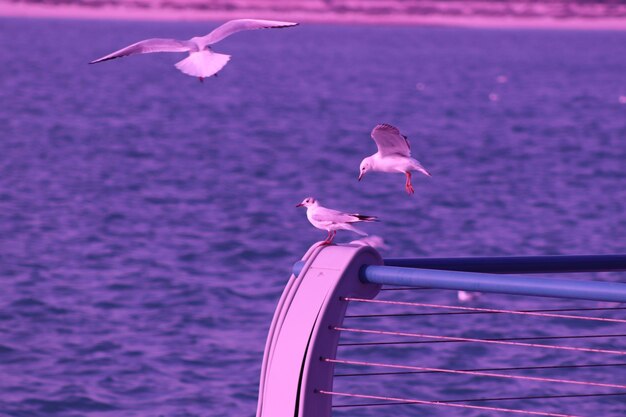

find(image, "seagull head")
[296,197,318,208]
[358,157,373,181]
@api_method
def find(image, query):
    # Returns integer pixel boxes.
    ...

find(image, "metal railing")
[257,244,626,417]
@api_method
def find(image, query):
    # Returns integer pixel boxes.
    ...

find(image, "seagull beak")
[358,173,363,181]
[296,203,304,207]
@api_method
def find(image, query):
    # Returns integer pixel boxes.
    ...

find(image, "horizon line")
[3,2,626,31]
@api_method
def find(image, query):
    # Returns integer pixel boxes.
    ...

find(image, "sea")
[1,17,626,417]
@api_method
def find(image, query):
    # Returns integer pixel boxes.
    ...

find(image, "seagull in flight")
[358,123,431,195]
[296,197,378,245]
[89,19,299,81]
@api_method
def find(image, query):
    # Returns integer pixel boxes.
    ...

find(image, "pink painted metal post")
[256,243,382,417]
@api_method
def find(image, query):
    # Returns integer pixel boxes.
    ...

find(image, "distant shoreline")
[2,2,626,31]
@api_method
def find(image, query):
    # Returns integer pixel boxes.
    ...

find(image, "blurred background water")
[0,17,625,417]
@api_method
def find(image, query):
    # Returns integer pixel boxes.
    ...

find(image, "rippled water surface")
[1,18,626,417]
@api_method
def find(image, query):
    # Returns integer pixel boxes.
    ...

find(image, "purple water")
[1,17,626,417]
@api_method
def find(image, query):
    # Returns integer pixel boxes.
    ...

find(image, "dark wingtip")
[270,22,300,29]
[374,123,400,133]
[355,214,379,222]
[89,55,121,65]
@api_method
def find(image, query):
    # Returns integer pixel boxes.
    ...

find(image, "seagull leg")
[198,77,204,83]
[328,230,337,244]
[321,230,332,245]
[405,172,415,195]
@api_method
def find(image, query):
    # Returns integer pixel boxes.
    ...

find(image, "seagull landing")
[358,123,431,195]
[89,19,299,80]
[296,197,378,245]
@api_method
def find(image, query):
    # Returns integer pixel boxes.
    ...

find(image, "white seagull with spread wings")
[89,19,299,81]
[358,123,431,195]
[296,197,378,245]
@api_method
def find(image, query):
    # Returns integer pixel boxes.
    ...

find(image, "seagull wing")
[312,207,372,224]
[371,123,411,157]
[90,38,191,64]
[312,207,356,225]
[197,19,299,46]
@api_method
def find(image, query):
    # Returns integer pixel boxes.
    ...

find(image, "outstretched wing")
[371,123,411,157]
[90,38,190,64]
[198,19,299,46]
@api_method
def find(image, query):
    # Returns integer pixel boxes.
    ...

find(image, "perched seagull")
[296,197,378,245]
[358,123,431,195]
[89,19,299,81]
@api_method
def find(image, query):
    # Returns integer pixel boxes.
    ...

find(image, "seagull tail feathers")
[342,224,369,237]
[414,162,432,177]
[175,50,231,78]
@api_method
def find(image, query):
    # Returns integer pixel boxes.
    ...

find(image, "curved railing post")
[256,243,382,417]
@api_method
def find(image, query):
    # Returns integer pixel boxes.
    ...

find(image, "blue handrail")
[363,265,626,303]
[291,254,626,302]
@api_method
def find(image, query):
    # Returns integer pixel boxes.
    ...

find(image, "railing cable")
[331,391,626,408]
[344,297,626,323]
[334,326,626,355]
[324,358,626,389]
[346,307,626,319]
[318,390,583,417]
[334,362,626,377]
[339,333,626,347]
